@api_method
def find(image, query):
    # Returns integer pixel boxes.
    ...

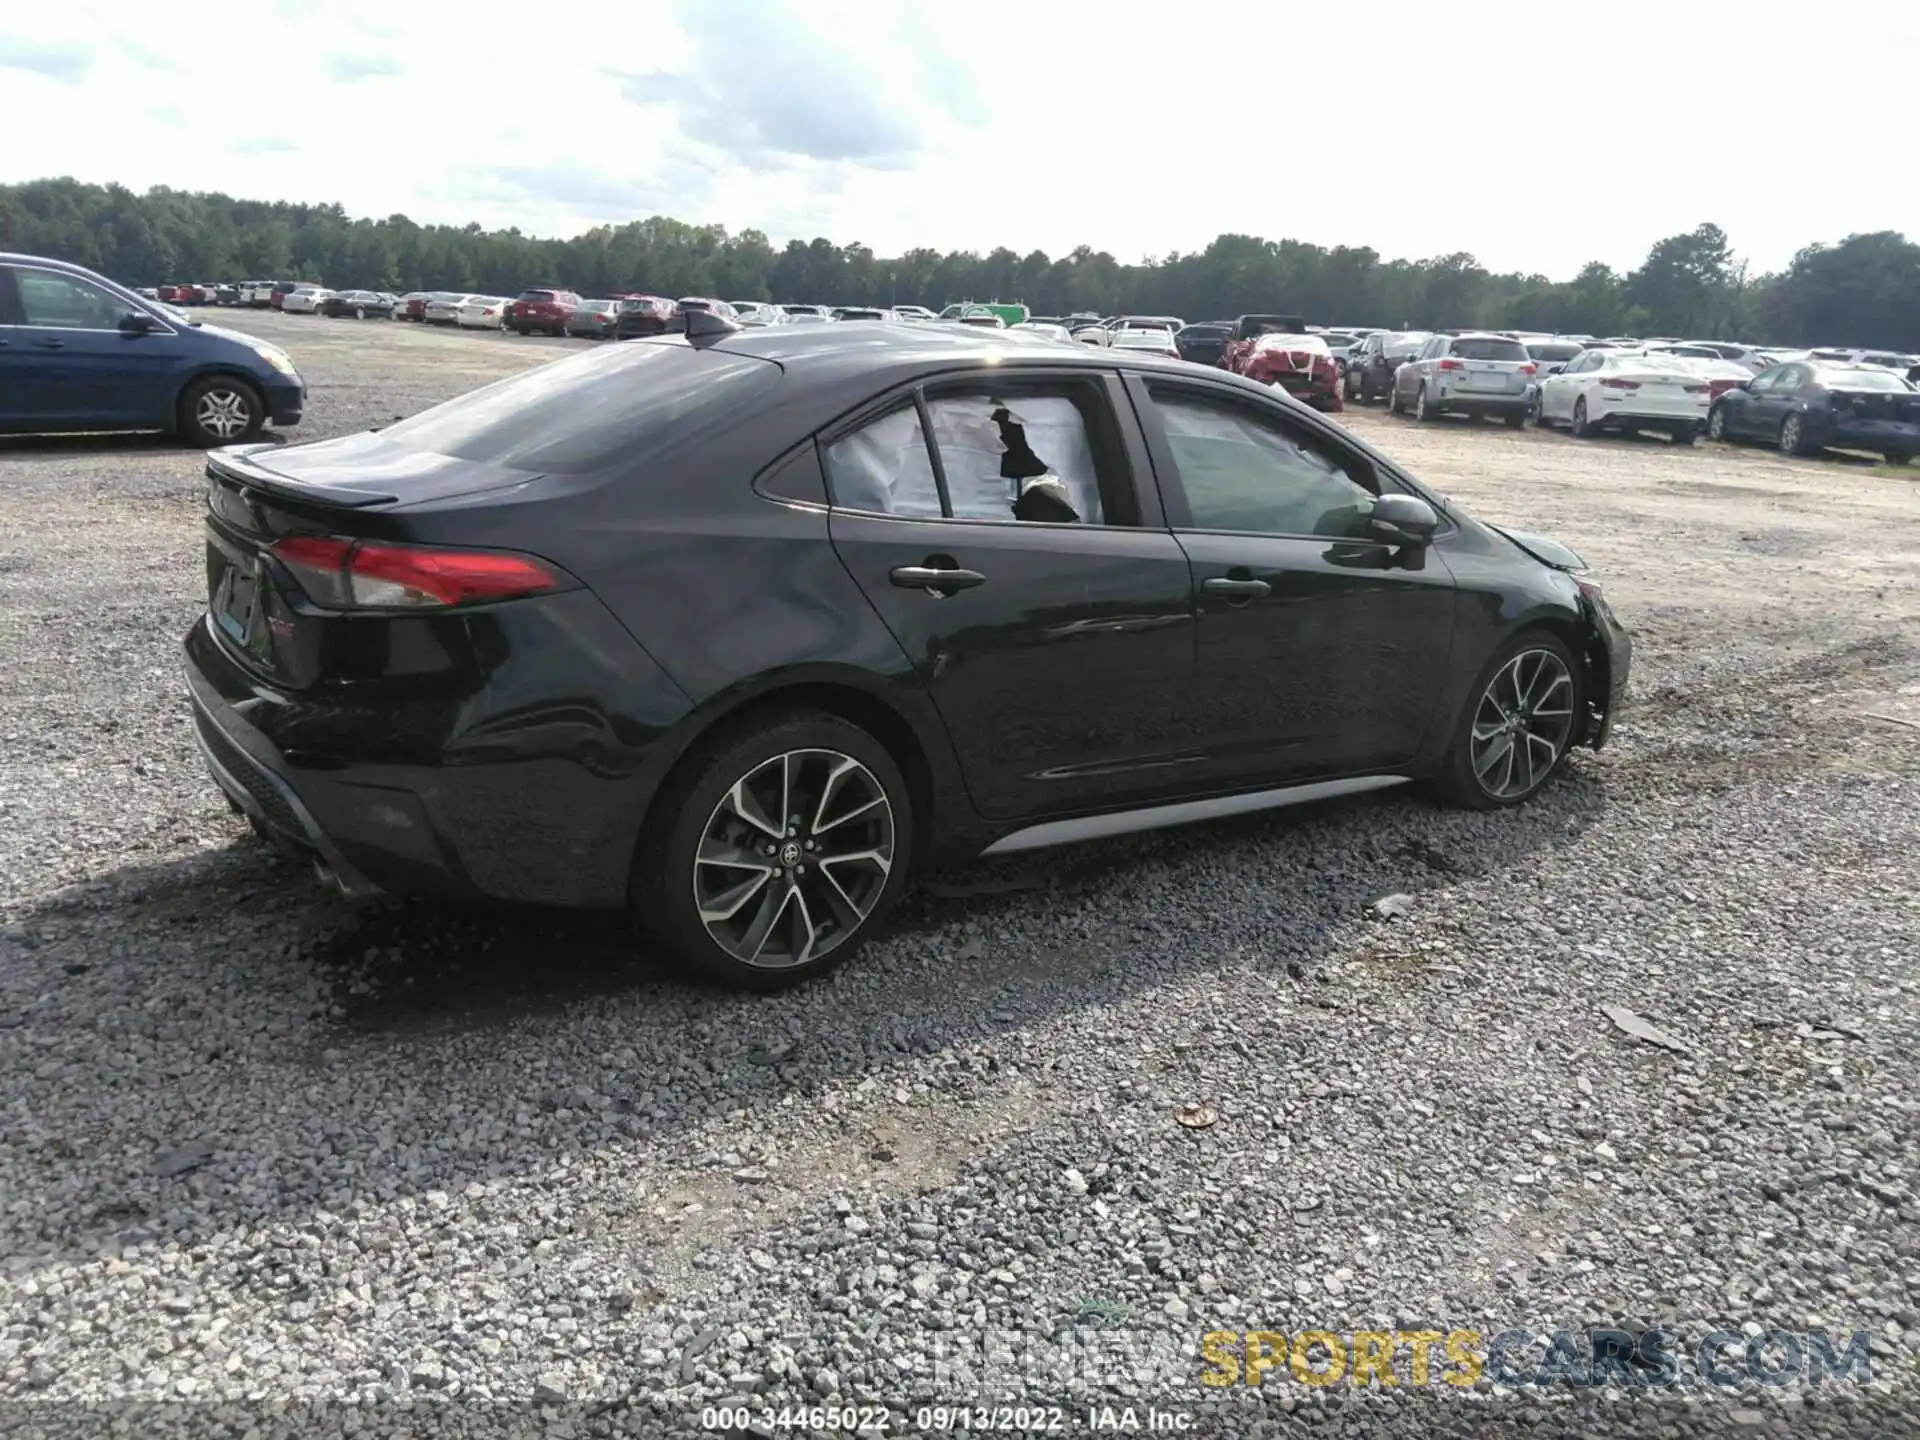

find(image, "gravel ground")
[1,313,1916,1438]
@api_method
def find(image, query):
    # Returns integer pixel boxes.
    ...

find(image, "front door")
[822,375,1199,821]
[1127,375,1458,789]
[4,264,178,429]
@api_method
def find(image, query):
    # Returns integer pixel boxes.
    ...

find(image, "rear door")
[822,369,1200,821]
[1127,373,1457,789]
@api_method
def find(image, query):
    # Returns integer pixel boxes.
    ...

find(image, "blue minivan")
[0,253,305,447]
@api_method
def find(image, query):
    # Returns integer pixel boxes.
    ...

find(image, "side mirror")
[1368,493,1439,547]
[119,310,158,335]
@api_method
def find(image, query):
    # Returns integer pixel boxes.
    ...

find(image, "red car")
[156,284,181,303]
[508,287,583,336]
[1219,314,1344,412]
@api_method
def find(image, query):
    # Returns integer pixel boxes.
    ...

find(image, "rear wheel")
[177,375,265,448]
[1778,413,1807,456]
[637,710,913,990]
[353,306,366,320]
[1385,384,1401,416]
[1505,409,1526,429]
[512,325,529,336]
[1433,631,1583,811]
[1414,385,1434,422]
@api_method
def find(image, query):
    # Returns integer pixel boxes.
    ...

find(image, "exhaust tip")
[313,859,381,900]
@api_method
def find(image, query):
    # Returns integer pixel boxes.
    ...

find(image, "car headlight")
[253,344,298,377]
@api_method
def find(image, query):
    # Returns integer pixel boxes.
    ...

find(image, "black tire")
[177,375,265,448]
[1705,404,1729,444]
[1432,630,1584,812]
[353,306,366,320]
[1504,409,1526,429]
[1385,384,1401,416]
[1778,413,1808,456]
[1413,385,1436,422]
[636,709,914,990]
[512,325,529,336]
[1569,397,1592,439]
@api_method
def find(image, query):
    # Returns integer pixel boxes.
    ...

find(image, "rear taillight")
[1518,363,1537,375]
[270,536,562,610]
[1600,378,1641,390]
[1436,358,1463,371]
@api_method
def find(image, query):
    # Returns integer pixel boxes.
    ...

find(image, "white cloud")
[3,0,1919,277]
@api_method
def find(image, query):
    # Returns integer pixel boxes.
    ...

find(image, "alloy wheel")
[195,389,253,440]
[1780,415,1801,455]
[1469,648,1576,801]
[1707,407,1725,441]
[1415,386,1429,420]
[693,748,895,970]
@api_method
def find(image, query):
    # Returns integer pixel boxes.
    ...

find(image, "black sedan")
[319,290,396,320]
[1706,361,1920,464]
[182,318,1630,989]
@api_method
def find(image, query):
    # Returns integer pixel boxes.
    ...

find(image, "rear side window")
[375,341,779,475]
[822,384,1116,526]
[1452,337,1530,362]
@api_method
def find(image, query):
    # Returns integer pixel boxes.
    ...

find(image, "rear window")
[1819,366,1912,392]
[518,289,558,302]
[373,341,779,475]
[1451,337,1530,362]
[1527,343,1584,362]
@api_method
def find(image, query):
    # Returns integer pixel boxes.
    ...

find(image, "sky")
[4,1,1919,280]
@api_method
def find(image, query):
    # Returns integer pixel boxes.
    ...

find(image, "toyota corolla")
[183,317,1629,988]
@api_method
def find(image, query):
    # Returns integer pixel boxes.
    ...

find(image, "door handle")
[30,338,65,350]
[891,564,985,593]
[1202,576,1271,599]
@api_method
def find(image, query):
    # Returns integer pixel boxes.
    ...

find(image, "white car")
[424,292,476,325]
[1110,326,1180,359]
[1010,322,1076,344]
[280,285,331,314]
[1534,349,1712,442]
[1070,325,1111,346]
[456,296,509,329]
[892,304,936,322]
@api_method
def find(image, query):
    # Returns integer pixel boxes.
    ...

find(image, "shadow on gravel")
[0,764,1611,1264]
[0,431,288,462]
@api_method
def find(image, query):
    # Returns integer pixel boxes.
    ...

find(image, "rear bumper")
[1432,389,1528,416]
[181,599,690,909]
[1817,416,1920,452]
[1588,396,1708,427]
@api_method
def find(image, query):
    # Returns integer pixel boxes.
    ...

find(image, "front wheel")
[1432,631,1583,811]
[1569,397,1592,438]
[637,710,913,990]
[1705,405,1728,443]
[177,375,265,448]
[353,306,366,319]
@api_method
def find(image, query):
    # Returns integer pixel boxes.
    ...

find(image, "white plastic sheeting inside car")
[925,394,1104,524]
[821,406,945,517]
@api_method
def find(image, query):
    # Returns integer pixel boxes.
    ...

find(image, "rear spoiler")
[206,445,398,509]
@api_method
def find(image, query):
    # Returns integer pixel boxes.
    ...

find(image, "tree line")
[3,177,1918,350]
